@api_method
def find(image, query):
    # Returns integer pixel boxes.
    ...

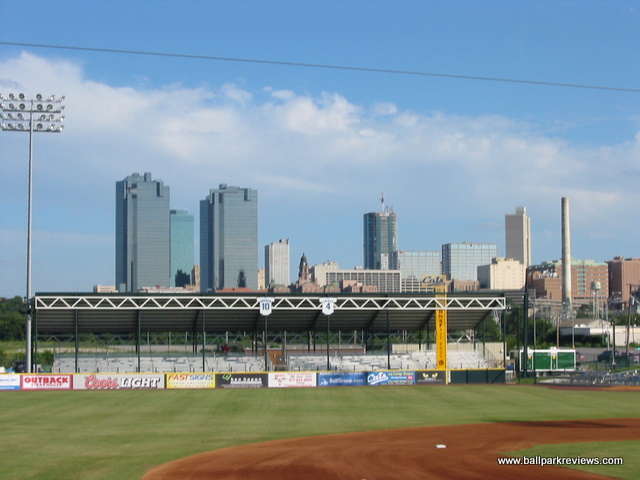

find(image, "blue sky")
[1,1,640,297]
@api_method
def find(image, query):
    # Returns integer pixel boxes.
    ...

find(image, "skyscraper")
[442,242,498,282]
[391,250,441,292]
[115,172,170,292]
[170,209,194,287]
[265,239,290,287]
[200,184,258,291]
[363,203,397,270]
[505,206,531,266]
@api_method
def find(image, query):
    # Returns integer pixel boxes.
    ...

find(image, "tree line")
[0,296,25,341]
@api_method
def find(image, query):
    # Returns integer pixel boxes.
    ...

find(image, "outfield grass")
[0,385,636,480]
[508,441,640,480]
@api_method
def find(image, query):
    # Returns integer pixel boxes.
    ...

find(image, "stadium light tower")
[0,93,65,373]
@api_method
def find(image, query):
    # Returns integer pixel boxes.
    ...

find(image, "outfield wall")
[0,369,505,391]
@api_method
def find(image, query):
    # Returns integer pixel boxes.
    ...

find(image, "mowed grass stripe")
[0,385,635,480]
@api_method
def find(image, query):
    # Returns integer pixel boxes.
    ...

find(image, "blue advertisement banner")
[317,372,367,387]
[366,371,416,386]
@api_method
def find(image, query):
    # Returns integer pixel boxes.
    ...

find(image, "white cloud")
[2,52,640,295]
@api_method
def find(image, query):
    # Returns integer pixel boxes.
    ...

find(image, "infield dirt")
[142,417,640,479]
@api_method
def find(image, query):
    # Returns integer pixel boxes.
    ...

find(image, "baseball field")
[0,384,638,479]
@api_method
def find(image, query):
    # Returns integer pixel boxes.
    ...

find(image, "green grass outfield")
[0,385,636,480]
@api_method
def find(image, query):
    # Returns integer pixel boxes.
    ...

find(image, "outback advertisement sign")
[216,373,268,389]
[21,375,72,390]
[74,374,165,390]
[166,373,215,389]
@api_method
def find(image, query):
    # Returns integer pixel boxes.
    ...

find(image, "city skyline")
[2,3,640,297]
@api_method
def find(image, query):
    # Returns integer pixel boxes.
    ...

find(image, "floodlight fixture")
[0,93,65,374]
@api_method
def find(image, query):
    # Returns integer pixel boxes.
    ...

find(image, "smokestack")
[561,197,572,309]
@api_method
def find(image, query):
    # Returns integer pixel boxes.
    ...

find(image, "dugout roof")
[33,293,506,335]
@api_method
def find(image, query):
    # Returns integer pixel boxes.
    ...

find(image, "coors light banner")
[74,373,165,390]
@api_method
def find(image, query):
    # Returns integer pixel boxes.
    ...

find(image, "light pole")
[0,93,65,373]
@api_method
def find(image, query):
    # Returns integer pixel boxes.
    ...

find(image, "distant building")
[529,259,609,305]
[290,253,324,293]
[191,265,201,292]
[115,173,170,292]
[200,185,258,291]
[363,206,397,270]
[265,239,290,288]
[340,280,378,293]
[450,279,480,292]
[170,209,194,288]
[505,206,531,267]
[93,285,117,293]
[391,250,441,293]
[311,260,339,287]
[478,257,525,290]
[326,269,401,293]
[607,257,640,307]
[442,242,498,282]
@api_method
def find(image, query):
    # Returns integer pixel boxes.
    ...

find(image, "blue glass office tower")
[170,209,194,287]
[200,185,258,291]
[363,210,397,270]
[115,173,170,291]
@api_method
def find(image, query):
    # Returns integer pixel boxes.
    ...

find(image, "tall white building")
[505,206,531,267]
[477,257,525,290]
[265,239,290,287]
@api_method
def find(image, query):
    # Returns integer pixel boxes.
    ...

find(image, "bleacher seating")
[52,354,265,373]
[52,348,491,373]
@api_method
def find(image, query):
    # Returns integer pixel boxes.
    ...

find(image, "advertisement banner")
[166,373,215,389]
[21,375,72,390]
[268,372,316,388]
[366,371,416,386]
[317,372,366,387]
[74,374,165,390]
[435,308,447,370]
[0,375,21,390]
[415,370,446,385]
[216,373,268,389]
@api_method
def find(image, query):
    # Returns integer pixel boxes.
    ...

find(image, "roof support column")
[74,309,79,373]
[201,309,206,372]
[136,310,141,373]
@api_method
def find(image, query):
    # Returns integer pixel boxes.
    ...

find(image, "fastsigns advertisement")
[166,373,215,389]
[268,372,316,388]
[317,372,366,387]
[366,371,416,386]
[74,373,165,390]
[21,375,72,390]
[216,373,268,389]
